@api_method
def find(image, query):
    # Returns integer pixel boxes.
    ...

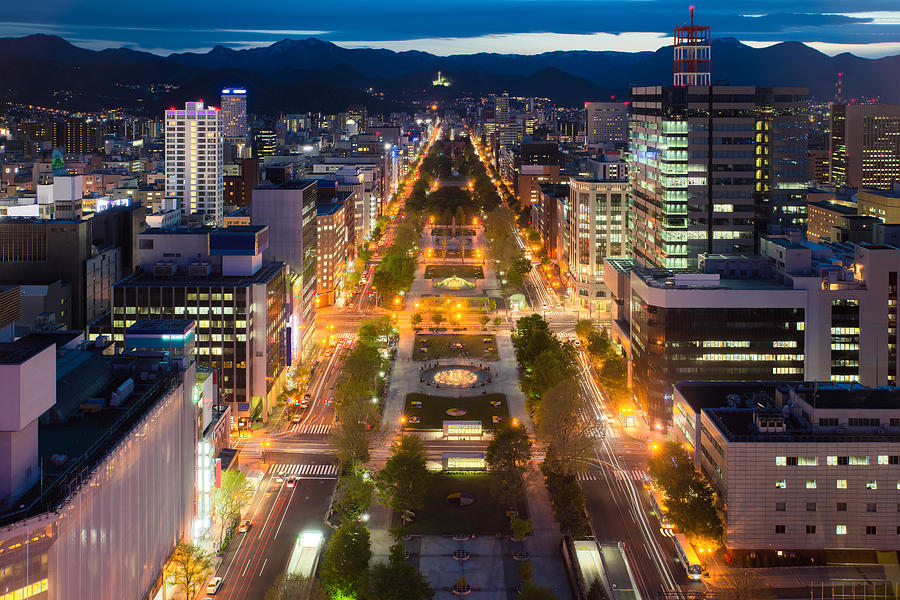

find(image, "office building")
[807,200,878,243]
[532,183,568,261]
[857,187,900,223]
[494,94,510,123]
[517,164,562,209]
[606,239,900,426]
[584,102,627,145]
[567,177,627,315]
[113,226,289,421]
[251,181,317,355]
[629,86,809,269]
[0,331,198,600]
[220,88,248,139]
[674,381,900,553]
[316,196,349,306]
[830,104,900,189]
[51,117,103,154]
[0,205,144,330]
[165,101,224,224]
[254,127,277,158]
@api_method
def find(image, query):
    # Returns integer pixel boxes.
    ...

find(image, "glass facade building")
[628,86,809,269]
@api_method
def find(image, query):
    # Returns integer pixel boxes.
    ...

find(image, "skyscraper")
[673,7,710,86]
[829,103,900,189]
[165,101,224,224]
[628,85,809,269]
[220,88,248,139]
[584,102,627,145]
[494,94,510,122]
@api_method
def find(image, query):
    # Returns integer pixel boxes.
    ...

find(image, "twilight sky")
[4,0,900,58]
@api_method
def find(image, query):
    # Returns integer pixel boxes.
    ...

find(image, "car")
[300,400,310,409]
[291,414,302,423]
[238,519,251,533]
[207,577,224,594]
[303,393,311,399]
[274,472,286,483]
[286,477,297,488]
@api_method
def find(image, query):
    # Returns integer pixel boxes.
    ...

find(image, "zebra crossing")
[577,468,648,483]
[288,423,332,435]
[268,463,339,478]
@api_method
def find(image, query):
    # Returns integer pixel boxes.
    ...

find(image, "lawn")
[413,334,498,361]
[397,473,526,535]
[416,295,492,313]
[424,264,484,280]
[403,392,508,430]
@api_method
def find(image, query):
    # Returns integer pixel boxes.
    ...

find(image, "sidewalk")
[523,463,573,599]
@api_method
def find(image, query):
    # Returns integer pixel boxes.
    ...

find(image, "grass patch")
[403,392,507,430]
[397,473,525,535]
[424,264,484,280]
[413,334,498,361]
[416,295,491,313]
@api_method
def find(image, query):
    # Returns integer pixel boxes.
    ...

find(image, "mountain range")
[1,34,898,115]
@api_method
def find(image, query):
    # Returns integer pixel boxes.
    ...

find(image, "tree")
[485,420,532,507]
[478,314,490,329]
[170,542,211,600]
[264,574,326,600]
[574,319,595,340]
[520,349,575,403]
[368,543,435,600]
[331,399,382,467]
[431,311,444,328]
[535,379,596,475]
[517,581,560,600]
[376,434,429,514]
[358,316,393,344]
[410,313,423,328]
[512,314,559,368]
[493,317,502,328]
[510,516,533,541]
[648,442,724,542]
[213,470,253,541]
[319,520,372,599]
[333,471,374,522]
[720,570,774,600]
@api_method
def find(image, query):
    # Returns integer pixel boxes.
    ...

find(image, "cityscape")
[2,2,900,600]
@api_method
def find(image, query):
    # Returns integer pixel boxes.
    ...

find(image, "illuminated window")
[775,480,786,489]
[836,525,847,535]
[837,480,847,489]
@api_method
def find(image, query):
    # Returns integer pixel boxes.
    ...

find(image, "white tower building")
[165,101,224,224]
[220,88,248,138]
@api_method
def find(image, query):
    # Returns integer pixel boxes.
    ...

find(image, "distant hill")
[1,34,898,114]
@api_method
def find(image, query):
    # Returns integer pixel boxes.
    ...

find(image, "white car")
[207,577,223,594]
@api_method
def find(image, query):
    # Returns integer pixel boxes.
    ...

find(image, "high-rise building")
[494,94,510,123]
[858,187,900,222]
[165,102,224,224]
[316,195,349,306]
[584,102,627,145]
[51,117,103,154]
[251,181,318,357]
[628,85,809,269]
[220,88,248,138]
[567,177,627,315]
[673,7,710,86]
[254,127,277,158]
[606,239,900,426]
[830,104,900,189]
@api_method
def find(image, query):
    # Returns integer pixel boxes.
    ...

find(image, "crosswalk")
[577,468,648,483]
[268,463,339,478]
[287,423,332,435]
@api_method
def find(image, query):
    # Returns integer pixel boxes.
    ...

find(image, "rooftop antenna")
[835,72,844,105]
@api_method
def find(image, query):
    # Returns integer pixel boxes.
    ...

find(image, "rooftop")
[0,340,53,364]
[809,200,858,216]
[706,407,900,443]
[255,179,317,191]
[116,261,284,288]
[674,381,789,412]
[126,319,195,334]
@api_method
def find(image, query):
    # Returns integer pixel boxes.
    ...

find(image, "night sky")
[4,0,900,57]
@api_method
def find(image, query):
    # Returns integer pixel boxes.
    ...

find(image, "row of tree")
[371,215,423,305]
[574,320,628,404]
[647,441,724,545]
[484,204,532,289]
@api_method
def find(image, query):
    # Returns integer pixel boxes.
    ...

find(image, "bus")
[673,533,703,581]
[648,488,674,530]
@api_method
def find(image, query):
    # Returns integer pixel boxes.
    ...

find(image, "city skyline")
[3,1,900,57]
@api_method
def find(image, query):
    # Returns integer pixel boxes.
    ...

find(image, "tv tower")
[674,6,711,86]
[835,72,844,104]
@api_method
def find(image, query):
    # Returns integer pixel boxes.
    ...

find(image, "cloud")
[336,31,671,56]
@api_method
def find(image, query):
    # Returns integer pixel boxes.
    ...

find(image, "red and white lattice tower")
[674,6,711,86]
